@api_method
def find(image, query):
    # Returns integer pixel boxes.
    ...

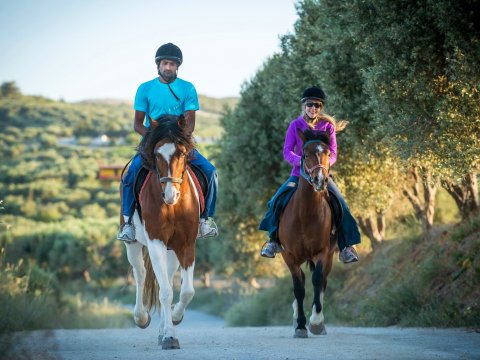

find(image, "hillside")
[211,216,480,329]
[77,94,237,142]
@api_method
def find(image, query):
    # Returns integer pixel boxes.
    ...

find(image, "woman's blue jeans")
[258,176,361,251]
[121,149,217,219]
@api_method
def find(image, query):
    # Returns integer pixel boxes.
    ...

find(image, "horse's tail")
[143,247,160,311]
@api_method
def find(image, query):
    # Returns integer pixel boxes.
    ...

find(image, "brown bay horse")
[278,129,336,338]
[121,115,200,350]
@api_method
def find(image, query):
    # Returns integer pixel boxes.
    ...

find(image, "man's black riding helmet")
[155,43,183,66]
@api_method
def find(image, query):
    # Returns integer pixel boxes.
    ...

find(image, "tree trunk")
[441,172,479,220]
[202,271,212,288]
[358,212,386,251]
[403,167,438,235]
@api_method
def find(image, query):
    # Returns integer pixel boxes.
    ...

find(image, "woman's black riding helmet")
[155,43,183,66]
[301,86,327,103]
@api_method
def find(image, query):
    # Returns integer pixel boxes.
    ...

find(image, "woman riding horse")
[280,128,335,337]
[259,86,361,262]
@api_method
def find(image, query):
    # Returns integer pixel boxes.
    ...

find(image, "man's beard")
[160,70,177,83]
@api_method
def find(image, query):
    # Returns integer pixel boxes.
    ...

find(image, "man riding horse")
[117,42,218,242]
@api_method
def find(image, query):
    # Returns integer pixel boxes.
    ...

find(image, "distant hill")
[77,95,238,141]
[79,95,237,113]
[198,95,238,114]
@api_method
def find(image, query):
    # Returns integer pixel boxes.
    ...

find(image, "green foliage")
[213,0,479,278]
[0,88,235,334]
[0,81,21,98]
[354,0,480,177]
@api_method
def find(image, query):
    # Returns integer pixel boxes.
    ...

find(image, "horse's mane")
[137,114,195,168]
[302,129,331,147]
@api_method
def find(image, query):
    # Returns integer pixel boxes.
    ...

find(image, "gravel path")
[8,310,480,360]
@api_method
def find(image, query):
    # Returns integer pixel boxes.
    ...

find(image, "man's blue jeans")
[121,149,217,219]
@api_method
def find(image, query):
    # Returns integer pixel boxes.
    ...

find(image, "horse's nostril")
[162,192,166,199]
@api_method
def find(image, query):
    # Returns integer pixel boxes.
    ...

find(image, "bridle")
[153,147,187,186]
[300,140,330,187]
[154,163,185,185]
[303,162,329,177]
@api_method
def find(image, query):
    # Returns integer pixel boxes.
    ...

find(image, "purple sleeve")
[283,122,301,167]
[327,125,337,166]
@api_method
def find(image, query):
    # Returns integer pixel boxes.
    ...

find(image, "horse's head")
[298,129,331,192]
[139,115,195,205]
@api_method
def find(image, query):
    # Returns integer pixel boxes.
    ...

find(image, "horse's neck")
[295,179,328,210]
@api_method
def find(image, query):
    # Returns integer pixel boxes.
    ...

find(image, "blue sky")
[0,0,298,101]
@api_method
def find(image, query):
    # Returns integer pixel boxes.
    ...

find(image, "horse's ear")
[297,128,306,144]
[177,115,186,128]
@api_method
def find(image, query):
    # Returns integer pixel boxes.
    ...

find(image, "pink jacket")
[283,115,337,177]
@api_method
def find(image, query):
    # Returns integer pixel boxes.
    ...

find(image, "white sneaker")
[117,223,135,242]
[197,218,218,239]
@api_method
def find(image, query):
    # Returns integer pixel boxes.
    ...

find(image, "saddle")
[327,190,343,236]
[132,163,208,223]
[268,186,343,243]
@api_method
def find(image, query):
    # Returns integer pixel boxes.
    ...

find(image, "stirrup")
[261,241,282,258]
[198,219,218,239]
[117,223,136,243]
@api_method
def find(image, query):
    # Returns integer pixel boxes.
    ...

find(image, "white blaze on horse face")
[156,142,180,205]
[311,144,327,190]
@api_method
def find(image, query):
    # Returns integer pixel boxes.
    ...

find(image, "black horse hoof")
[135,313,151,329]
[308,322,327,335]
[161,337,180,350]
[294,328,308,338]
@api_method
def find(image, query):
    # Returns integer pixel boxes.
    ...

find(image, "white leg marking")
[147,240,176,340]
[310,292,325,325]
[124,241,148,326]
[173,262,195,323]
[292,299,298,327]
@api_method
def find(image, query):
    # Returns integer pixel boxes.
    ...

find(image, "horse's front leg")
[124,241,150,328]
[147,240,179,350]
[172,258,195,325]
[289,266,307,338]
[159,250,180,334]
[309,259,327,335]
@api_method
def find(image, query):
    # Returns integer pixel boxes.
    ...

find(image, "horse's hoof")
[135,313,151,329]
[161,337,180,350]
[171,304,184,325]
[294,328,308,338]
[308,322,327,335]
[173,314,184,326]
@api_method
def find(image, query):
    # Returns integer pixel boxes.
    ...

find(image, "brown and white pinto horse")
[278,129,336,338]
[122,115,200,350]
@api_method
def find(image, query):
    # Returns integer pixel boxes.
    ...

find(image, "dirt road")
[10,310,480,360]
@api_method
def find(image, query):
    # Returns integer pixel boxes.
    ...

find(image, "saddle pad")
[187,167,205,215]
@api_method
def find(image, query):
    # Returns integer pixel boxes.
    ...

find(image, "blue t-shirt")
[134,77,199,127]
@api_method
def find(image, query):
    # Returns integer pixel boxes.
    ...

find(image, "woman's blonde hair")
[303,105,348,133]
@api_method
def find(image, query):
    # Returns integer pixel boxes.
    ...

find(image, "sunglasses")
[305,102,322,108]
